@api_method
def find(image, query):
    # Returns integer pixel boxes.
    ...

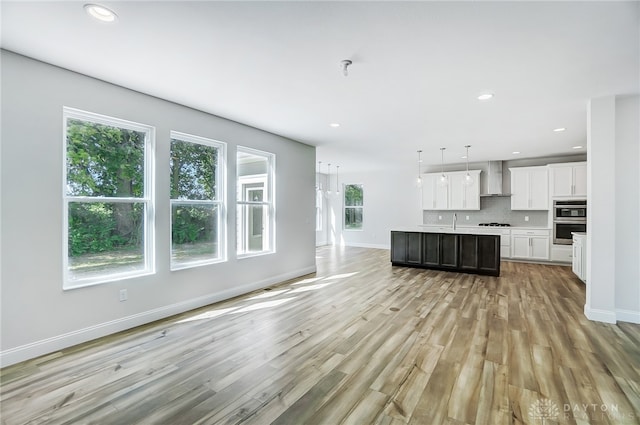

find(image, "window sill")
[170,258,227,271]
[237,250,275,260]
[63,269,155,291]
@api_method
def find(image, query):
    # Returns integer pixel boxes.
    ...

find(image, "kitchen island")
[391,228,501,276]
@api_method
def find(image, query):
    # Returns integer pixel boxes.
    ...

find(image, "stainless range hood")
[480,161,511,197]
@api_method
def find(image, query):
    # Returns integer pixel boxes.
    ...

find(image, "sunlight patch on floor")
[288,281,338,294]
[176,306,240,324]
[292,277,324,285]
[233,297,296,313]
[323,272,359,280]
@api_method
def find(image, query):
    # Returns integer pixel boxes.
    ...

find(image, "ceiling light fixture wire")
[326,163,332,195]
[438,147,448,186]
[416,150,423,188]
[463,145,473,186]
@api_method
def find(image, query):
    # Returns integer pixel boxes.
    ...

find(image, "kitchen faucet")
[453,212,457,230]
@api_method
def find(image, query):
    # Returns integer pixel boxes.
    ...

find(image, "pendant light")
[463,145,474,186]
[438,147,448,186]
[326,163,332,195]
[335,165,341,194]
[416,150,423,188]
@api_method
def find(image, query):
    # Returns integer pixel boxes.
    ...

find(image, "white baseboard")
[344,242,389,250]
[0,266,316,368]
[616,308,640,324]
[584,305,617,324]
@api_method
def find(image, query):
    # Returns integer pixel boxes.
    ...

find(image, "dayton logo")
[529,398,560,424]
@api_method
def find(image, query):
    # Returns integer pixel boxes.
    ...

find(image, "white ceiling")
[2,1,638,171]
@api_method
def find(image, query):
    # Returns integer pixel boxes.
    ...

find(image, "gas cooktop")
[478,223,511,227]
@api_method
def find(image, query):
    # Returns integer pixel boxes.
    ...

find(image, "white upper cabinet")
[422,170,480,210]
[510,166,549,210]
[549,162,587,198]
[422,173,448,210]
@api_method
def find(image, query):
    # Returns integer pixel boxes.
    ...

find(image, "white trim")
[584,305,617,324]
[0,265,316,368]
[616,309,640,324]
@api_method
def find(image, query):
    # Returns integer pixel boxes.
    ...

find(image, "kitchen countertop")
[393,226,504,235]
[419,225,550,231]
[571,232,587,237]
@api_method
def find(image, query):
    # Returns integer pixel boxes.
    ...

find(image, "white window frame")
[170,131,227,270]
[62,107,155,289]
[236,146,276,258]
[343,183,364,231]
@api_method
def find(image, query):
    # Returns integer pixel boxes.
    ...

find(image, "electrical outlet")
[525,216,529,222]
[119,289,128,302]
[438,215,442,220]
[466,216,469,220]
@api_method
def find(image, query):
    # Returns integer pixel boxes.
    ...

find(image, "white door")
[573,164,587,197]
[572,241,582,277]
[529,168,549,210]
[464,176,480,210]
[434,176,449,209]
[530,236,550,260]
[552,166,573,197]
[511,169,530,210]
[511,235,531,258]
[422,175,437,210]
[449,174,464,210]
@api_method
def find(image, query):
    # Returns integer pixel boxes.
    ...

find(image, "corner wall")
[0,51,316,366]
[586,95,640,324]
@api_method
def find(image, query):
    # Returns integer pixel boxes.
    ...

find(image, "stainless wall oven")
[553,200,586,245]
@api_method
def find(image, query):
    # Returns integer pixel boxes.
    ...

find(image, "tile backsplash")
[422,196,549,227]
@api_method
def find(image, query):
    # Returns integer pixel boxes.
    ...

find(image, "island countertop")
[391,226,504,236]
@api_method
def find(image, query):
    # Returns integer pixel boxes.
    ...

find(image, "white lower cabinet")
[550,245,573,263]
[572,233,586,282]
[511,229,550,260]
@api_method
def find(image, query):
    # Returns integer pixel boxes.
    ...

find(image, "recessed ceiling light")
[329,123,340,128]
[572,145,583,149]
[84,4,118,22]
[512,151,521,154]
[477,93,494,101]
[461,156,467,159]
[553,127,566,132]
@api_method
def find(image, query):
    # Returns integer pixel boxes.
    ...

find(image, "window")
[237,147,275,256]
[344,184,364,230]
[63,108,154,288]
[170,132,226,269]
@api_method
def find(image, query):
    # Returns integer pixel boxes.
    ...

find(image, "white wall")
[614,96,640,320]
[315,173,330,246]
[0,51,316,366]
[331,166,422,249]
[586,95,640,324]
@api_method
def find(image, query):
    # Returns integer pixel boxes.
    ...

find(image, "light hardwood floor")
[1,246,639,425]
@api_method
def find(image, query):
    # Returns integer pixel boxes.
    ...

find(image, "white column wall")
[586,95,640,324]
[614,95,640,322]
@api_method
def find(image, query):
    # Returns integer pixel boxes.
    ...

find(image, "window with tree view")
[237,147,275,256]
[344,184,363,230]
[170,132,225,269]
[64,108,154,288]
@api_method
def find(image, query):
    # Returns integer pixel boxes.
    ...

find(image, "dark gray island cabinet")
[391,230,501,276]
